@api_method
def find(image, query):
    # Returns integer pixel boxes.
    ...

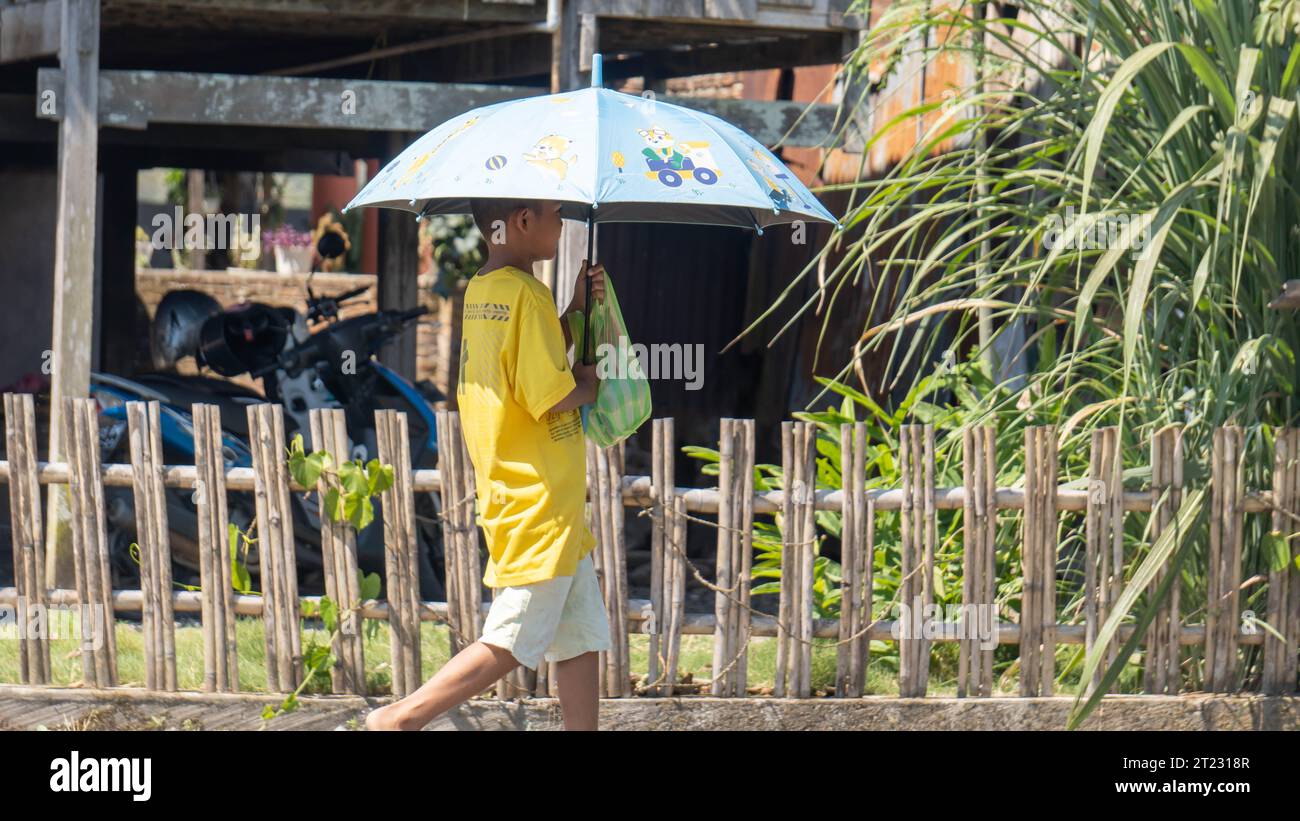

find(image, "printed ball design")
[485,154,508,171]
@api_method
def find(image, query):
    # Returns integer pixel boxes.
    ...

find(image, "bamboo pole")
[433,410,463,661]
[126,401,177,691]
[1144,425,1184,694]
[1206,426,1245,692]
[666,494,687,696]
[1262,427,1300,695]
[380,409,425,698]
[979,425,996,695]
[195,405,219,693]
[584,438,605,697]
[4,393,50,684]
[1021,426,1042,697]
[837,421,868,697]
[648,419,667,695]
[1034,426,1055,696]
[1086,426,1118,696]
[785,421,815,698]
[899,424,934,697]
[590,440,614,696]
[309,408,366,695]
[609,440,631,697]
[247,404,302,693]
[454,413,482,646]
[735,418,754,697]
[711,418,735,697]
[63,397,117,687]
[775,422,793,698]
[960,425,996,697]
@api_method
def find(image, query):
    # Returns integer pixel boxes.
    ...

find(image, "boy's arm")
[547,363,599,413]
[560,309,575,352]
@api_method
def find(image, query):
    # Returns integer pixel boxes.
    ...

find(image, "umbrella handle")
[582,214,595,366]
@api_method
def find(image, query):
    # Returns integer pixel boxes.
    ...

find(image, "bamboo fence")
[0,396,1297,699]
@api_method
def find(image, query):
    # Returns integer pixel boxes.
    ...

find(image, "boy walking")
[366,198,610,731]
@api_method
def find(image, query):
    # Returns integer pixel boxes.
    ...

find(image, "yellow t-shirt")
[457,265,595,587]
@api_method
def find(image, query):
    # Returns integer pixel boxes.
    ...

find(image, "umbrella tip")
[591,53,603,88]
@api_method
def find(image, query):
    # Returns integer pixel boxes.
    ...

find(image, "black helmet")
[151,290,223,371]
[197,303,293,377]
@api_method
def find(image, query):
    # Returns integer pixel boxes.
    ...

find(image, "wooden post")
[193,403,239,692]
[1022,425,1058,696]
[1264,428,1300,694]
[45,0,102,594]
[247,404,302,693]
[62,397,117,687]
[127,401,177,691]
[609,441,631,697]
[667,495,687,696]
[711,418,735,696]
[1085,426,1123,696]
[377,96,420,381]
[735,419,754,696]
[776,420,815,698]
[775,422,793,697]
[711,418,754,697]
[1205,426,1245,692]
[959,425,995,697]
[798,422,816,697]
[1144,425,1184,695]
[898,423,935,697]
[649,417,682,697]
[310,408,366,695]
[587,439,630,698]
[836,421,872,697]
[380,409,427,698]
[3,393,51,684]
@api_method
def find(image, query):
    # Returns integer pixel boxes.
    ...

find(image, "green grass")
[0,615,1132,698]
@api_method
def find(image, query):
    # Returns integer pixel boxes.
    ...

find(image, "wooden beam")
[600,34,846,80]
[377,62,419,380]
[0,0,61,64]
[578,0,864,29]
[45,0,100,590]
[36,68,840,147]
[103,0,542,24]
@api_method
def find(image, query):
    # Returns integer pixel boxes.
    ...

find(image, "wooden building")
[0,0,877,468]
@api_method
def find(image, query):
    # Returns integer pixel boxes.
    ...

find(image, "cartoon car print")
[637,126,720,187]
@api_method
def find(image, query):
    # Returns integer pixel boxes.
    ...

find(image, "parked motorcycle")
[92,241,447,603]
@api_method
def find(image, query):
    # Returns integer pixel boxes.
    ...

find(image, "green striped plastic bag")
[566,273,652,448]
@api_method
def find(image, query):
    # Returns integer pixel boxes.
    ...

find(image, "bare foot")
[364,702,406,731]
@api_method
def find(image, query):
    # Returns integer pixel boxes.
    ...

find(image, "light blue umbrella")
[343,53,838,359]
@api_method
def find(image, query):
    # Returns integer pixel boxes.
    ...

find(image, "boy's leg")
[370,573,572,730]
[553,650,600,730]
[543,554,611,731]
[366,641,519,731]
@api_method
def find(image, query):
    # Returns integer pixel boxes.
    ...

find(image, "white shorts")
[478,553,612,670]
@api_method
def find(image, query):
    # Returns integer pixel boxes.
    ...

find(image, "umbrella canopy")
[342,55,838,231]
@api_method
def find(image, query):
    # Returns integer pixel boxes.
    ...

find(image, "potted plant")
[263,224,313,274]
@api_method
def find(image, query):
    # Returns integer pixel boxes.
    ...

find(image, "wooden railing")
[1,394,1298,699]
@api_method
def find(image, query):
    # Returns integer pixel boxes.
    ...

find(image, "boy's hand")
[566,260,606,314]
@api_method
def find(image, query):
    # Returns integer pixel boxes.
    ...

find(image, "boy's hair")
[470,198,542,240]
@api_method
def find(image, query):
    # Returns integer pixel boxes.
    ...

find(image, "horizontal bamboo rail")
[0,587,1262,645]
[0,459,1281,514]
